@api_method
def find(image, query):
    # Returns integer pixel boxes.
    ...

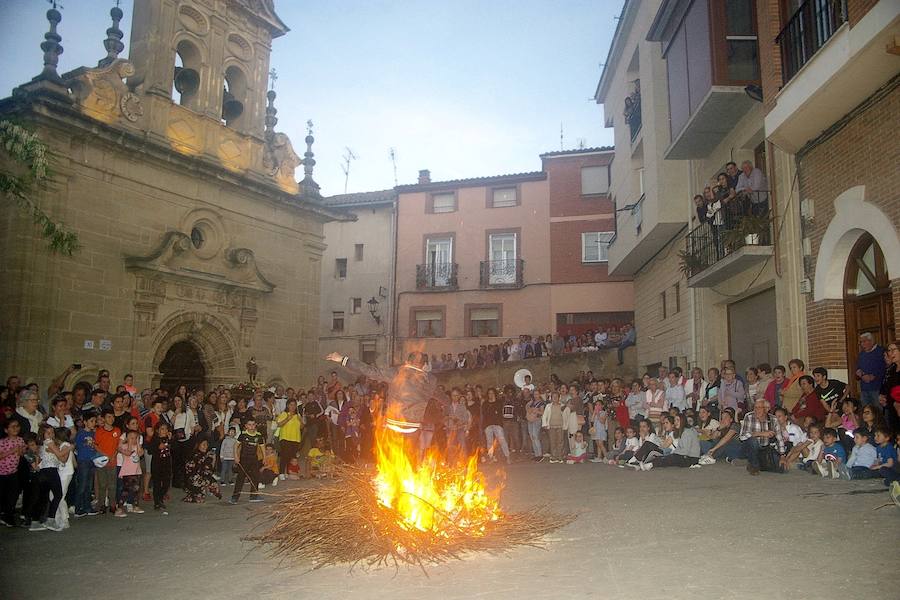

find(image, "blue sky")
[0,0,620,195]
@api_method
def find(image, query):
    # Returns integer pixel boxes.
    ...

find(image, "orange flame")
[373,407,503,535]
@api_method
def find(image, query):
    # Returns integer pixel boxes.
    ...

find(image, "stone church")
[0,0,344,392]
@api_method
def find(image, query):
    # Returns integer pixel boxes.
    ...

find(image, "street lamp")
[367,296,381,325]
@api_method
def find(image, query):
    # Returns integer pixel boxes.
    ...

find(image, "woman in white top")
[39,425,73,531]
[682,368,709,411]
[625,419,662,468]
[745,367,762,404]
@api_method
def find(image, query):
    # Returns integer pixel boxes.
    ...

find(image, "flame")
[373,407,503,536]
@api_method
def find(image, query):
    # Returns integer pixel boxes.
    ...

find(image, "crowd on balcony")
[690,160,770,264]
[2,332,895,532]
[428,324,636,372]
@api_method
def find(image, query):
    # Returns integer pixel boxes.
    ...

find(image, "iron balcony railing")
[776,0,848,84]
[479,259,524,288]
[416,262,458,290]
[626,93,642,142]
[684,191,772,278]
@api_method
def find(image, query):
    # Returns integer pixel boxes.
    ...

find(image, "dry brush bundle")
[246,465,575,571]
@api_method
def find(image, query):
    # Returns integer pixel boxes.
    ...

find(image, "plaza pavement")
[3,458,898,600]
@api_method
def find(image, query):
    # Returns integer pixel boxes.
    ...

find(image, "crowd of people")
[429,323,637,372]
[1,333,897,532]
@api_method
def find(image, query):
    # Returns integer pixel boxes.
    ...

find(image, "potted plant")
[723,213,772,249]
[678,248,703,279]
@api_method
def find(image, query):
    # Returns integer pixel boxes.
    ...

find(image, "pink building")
[392,156,633,363]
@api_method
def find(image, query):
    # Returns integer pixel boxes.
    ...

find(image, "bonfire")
[249,413,573,570]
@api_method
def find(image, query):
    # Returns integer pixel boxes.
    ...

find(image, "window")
[335,258,347,278]
[431,193,456,213]
[469,306,500,337]
[332,311,345,332]
[660,291,667,320]
[414,309,444,337]
[190,227,204,249]
[491,187,517,208]
[581,166,609,195]
[582,232,615,263]
[674,282,681,313]
[360,340,377,365]
[351,298,362,314]
[354,243,364,261]
[723,0,759,81]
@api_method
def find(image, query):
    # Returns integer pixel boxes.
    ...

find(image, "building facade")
[318,190,396,368]
[0,0,342,392]
[758,0,900,388]
[392,158,634,364]
[595,0,807,375]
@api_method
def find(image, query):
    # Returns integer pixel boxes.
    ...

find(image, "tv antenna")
[577,137,586,149]
[341,147,357,193]
[559,122,564,151]
[389,148,398,187]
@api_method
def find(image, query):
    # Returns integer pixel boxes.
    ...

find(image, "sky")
[0,0,620,195]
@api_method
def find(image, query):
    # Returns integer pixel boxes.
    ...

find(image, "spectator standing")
[735,160,769,215]
[856,333,886,407]
[542,392,566,463]
[481,388,510,464]
[275,400,303,477]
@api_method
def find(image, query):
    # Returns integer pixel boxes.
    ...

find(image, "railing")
[479,259,524,288]
[683,191,772,278]
[416,262,458,289]
[776,0,848,84]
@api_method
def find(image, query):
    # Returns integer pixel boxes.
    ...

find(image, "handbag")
[174,428,186,441]
[758,444,784,473]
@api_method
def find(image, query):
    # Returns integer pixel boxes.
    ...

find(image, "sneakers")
[228,498,238,505]
[589,458,603,463]
[689,463,703,469]
[131,506,145,514]
[114,508,127,518]
[279,474,286,481]
[699,455,716,466]
[747,465,760,476]
[249,495,264,503]
[628,462,643,471]
[271,478,278,487]
[125,503,134,513]
[258,483,266,490]
[890,481,900,507]
[43,519,62,532]
[28,522,47,532]
[640,462,654,471]
[725,457,735,465]
[565,459,575,465]
[0,517,13,528]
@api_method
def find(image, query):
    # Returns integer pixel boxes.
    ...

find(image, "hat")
[92,455,109,468]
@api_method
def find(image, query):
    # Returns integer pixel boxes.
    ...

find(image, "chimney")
[418,169,431,184]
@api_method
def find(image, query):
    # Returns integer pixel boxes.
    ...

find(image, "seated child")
[566,431,588,464]
[839,429,878,480]
[871,427,898,487]
[814,427,847,479]
[781,423,822,471]
[604,427,626,464]
[286,456,301,480]
[258,443,279,487]
[617,427,640,464]
[307,437,336,478]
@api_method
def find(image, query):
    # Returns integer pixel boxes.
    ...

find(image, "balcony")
[647,0,761,160]
[479,259,524,288]
[683,193,773,288]
[416,262,458,290]
[766,0,899,153]
[776,0,848,84]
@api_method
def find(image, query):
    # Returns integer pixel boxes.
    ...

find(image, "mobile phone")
[72,363,82,370]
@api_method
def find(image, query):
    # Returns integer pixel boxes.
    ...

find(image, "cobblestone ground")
[3,458,899,600]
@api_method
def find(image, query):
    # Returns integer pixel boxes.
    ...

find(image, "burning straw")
[247,465,574,571]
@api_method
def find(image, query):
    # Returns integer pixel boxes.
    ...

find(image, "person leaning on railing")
[735,160,769,216]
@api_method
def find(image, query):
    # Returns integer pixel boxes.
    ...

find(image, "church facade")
[0,0,343,392]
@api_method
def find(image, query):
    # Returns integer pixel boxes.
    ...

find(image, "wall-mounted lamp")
[367,296,381,325]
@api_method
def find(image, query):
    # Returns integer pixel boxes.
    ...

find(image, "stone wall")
[432,346,637,390]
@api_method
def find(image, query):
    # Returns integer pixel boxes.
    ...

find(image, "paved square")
[4,461,898,600]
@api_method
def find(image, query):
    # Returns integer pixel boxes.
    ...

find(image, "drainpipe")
[389,198,398,366]
[688,159,698,370]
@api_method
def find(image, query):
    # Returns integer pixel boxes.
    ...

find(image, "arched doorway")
[159,340,206,393]
[844,233,894,394]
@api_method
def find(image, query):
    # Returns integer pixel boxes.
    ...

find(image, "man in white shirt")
[736,160,769,215]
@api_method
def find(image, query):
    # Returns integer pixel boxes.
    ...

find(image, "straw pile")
[247,466,574,571]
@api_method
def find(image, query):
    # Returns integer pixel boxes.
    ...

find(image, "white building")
[319,190,396,368]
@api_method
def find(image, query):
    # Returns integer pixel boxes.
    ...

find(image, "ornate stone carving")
[263,132,301,194]
[67,59,142,125]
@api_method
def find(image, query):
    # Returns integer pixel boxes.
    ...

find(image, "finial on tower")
[264,89,278,135]
[38,1,65,83]
[300,119,320,197]
[98,1,125,67]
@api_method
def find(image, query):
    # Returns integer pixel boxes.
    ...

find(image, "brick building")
[759,0,899,388]
[390,152,634,364]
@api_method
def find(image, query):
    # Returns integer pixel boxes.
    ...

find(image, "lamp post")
[367,296,381,325]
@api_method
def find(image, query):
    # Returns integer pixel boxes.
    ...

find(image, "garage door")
[728,288,777,374]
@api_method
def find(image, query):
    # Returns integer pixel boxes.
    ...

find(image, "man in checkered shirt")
[739,398,788,475]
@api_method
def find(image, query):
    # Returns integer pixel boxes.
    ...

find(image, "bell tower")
[127,0,288,138]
